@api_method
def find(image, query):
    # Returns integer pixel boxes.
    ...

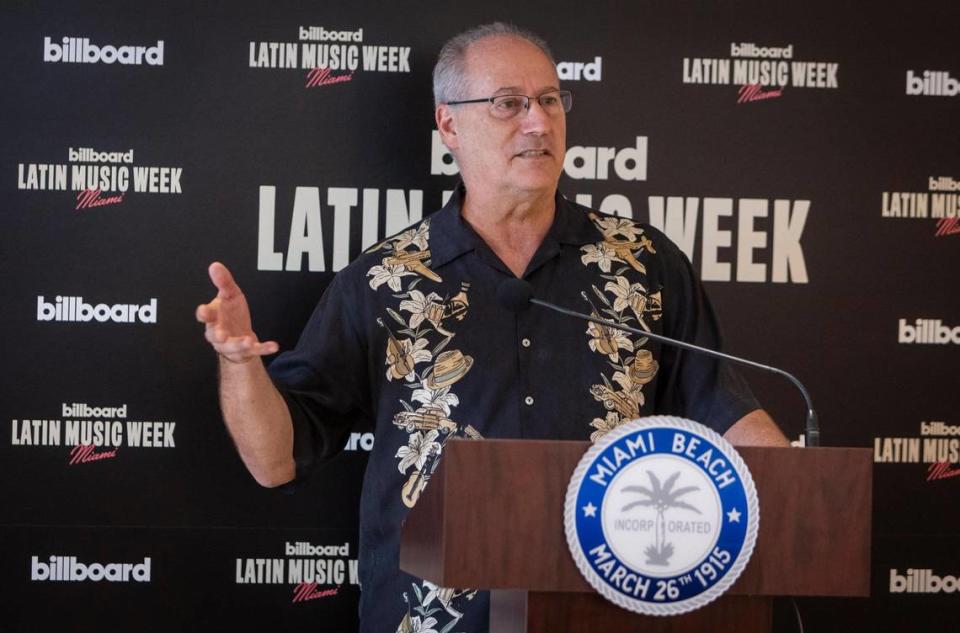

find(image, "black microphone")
[496,278,820,447]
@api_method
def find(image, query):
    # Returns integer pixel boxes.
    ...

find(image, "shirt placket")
[514,304,538,436]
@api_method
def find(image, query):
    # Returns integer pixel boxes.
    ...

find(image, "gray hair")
[432,22,555,107]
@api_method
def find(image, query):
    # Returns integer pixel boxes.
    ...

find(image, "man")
[197,22,788,633]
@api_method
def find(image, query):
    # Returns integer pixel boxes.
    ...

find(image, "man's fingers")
[212,335,259,358]
[195,302,218,323]
[213,326,242,345]
[208,262,241,299]
[204,325,226,345]
[215,336,256,356]
[200,264,272,360]
[210,335,279,361]
[253,340,280,356]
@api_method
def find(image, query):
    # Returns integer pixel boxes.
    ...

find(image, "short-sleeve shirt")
[268,184,760,633]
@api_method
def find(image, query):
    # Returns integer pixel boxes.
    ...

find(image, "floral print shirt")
[268,184,759,633]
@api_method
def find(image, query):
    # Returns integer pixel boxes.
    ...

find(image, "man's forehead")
[463,36,559,91]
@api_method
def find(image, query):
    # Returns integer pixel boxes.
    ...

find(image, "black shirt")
[268,185,760,633]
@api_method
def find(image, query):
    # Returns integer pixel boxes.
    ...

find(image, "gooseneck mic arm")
[496,278,820,447]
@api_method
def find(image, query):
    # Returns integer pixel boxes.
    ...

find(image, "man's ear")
[435,104,460,151]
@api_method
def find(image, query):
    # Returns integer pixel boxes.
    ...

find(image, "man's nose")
[519,97,552,134]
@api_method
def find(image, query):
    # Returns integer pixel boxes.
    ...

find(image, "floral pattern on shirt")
[396,580,478,633]
[366,217,481,633]
[580,213,663,441]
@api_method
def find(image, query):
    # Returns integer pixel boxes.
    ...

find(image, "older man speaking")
[197,22,787,633]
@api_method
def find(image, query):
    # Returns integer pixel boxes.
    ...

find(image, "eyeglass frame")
[445,89,573,117]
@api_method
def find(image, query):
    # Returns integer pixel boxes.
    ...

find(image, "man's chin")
[525,174,562,191]
[511,162,561,187]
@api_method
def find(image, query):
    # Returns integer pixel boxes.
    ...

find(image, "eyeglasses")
[446,89,573,119]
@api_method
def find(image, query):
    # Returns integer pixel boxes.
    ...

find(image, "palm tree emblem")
[621,471,701,566]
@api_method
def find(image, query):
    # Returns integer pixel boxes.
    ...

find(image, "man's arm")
[196,262,296,487]
[723,409,791,447]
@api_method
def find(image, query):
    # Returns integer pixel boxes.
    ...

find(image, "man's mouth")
[515,149,551,158]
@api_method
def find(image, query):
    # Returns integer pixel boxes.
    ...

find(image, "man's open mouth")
[515,149,551,158]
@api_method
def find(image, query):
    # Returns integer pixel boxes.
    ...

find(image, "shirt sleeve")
[652,235,761,435]
[267,272,373,485]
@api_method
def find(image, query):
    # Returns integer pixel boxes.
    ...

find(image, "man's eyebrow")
[492,85,561,95]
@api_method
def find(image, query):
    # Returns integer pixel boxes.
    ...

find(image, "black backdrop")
[2,1,958,630]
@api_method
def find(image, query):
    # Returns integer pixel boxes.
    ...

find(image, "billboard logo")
[730,43,793,59]
[898,319,960,345]
[31,556,151,582]
[299,26,364,42]
[43,37,164,65]
[890,568,958,594]
[285,542,350,556]
[36,296,158,324]
[906,70,958,97]
[557,57,602,81]
[930,177,960,191]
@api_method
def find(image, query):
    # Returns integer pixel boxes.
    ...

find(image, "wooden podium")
[400,439,872,632]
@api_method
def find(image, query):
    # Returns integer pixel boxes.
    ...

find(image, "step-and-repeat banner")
[2,1,957,630]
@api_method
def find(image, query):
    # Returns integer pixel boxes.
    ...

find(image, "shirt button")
[521,338,532,348]
[524,396,534,406]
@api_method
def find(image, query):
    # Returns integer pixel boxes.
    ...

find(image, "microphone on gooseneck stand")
[495,278,820,447]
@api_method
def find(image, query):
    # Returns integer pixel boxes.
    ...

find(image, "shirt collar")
[428,182,603,268]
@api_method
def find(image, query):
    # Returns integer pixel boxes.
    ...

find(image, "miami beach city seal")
[564,416,759,615]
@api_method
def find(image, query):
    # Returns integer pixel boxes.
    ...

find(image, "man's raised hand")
[196,262,279,363]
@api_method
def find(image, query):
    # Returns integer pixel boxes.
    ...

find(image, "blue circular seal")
[564,416,759,615]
